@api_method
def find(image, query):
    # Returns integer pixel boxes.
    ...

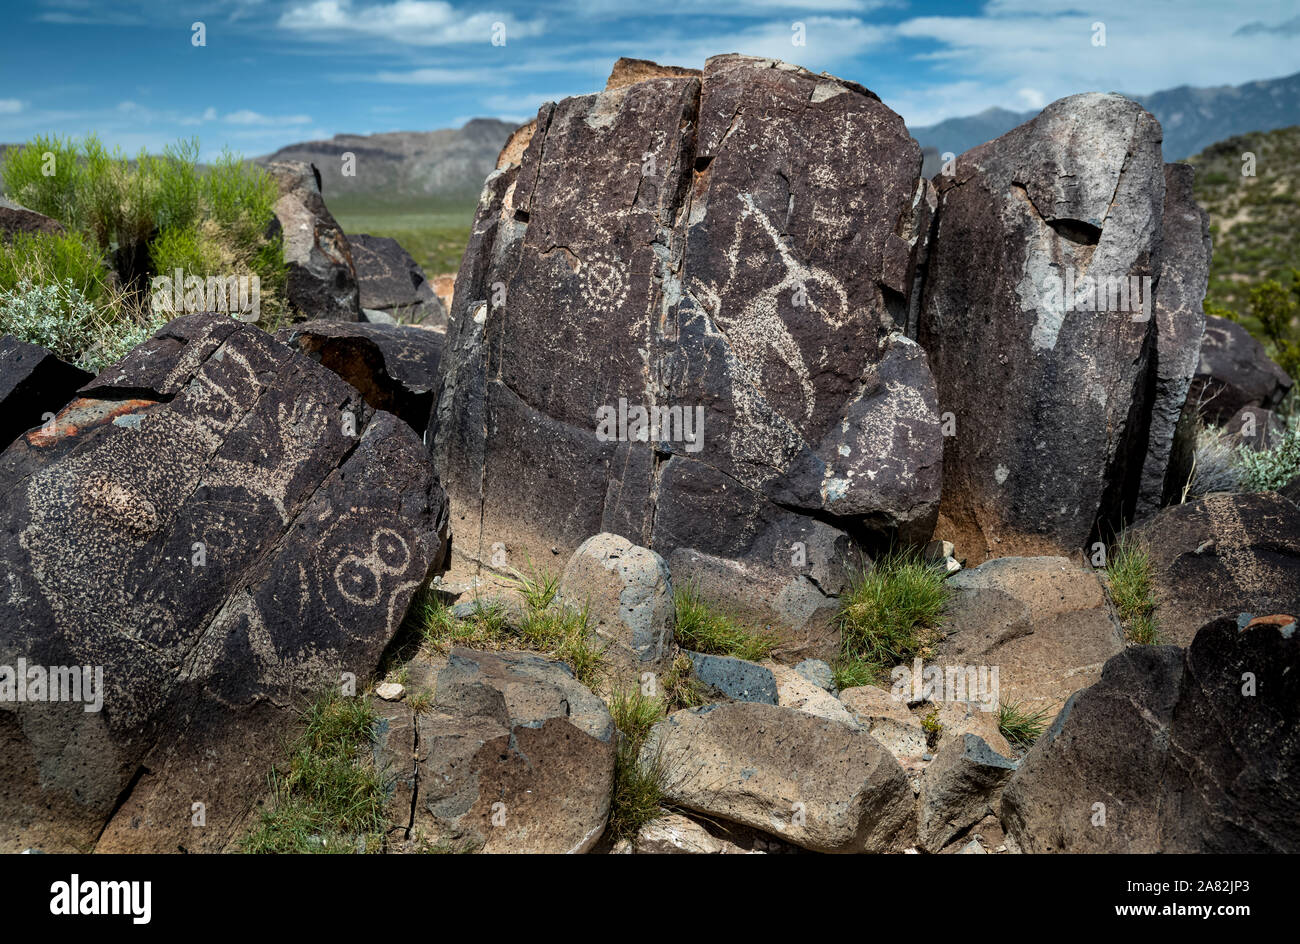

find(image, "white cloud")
[0,99,22,114]
[224,110,313,126]
[278,0,546,46]
[363,67,496,85]
[1017,87,1045,109]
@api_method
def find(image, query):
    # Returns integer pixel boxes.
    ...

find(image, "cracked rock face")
[918,92,1167,560]
[378,648,616,853]
[0,313,448,853]
[431,55,939,638]
[268,161,361,322]
[1001,618,1300,853]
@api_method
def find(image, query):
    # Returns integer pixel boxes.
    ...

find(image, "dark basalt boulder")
[348,233,447,327]
[276,319,444,436]
[267,161,361,322]
[1002,617,1300,853]
[1128,491,1300,647]
[430,55,939,639]
[917,92,1166,560]
[0,335,92,451]
[0,196,65,239]
[0,313,448,853]
[1190,315,1293,425]
[1136,163,1211,516]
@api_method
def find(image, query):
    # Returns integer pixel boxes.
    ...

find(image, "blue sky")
[1,0,1297,160]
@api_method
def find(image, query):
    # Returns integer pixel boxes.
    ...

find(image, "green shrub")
[834,550,950,688]
[673,583,780,662]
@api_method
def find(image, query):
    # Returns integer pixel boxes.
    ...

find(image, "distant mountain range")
[255,118,516,203]
[912,71,1300,168]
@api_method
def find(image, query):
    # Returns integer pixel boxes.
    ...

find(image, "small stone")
[375,682,405,701]
[793,658,837,693]
[924,539,955,562]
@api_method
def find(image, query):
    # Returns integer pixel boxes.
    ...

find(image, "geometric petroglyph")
[580,250,629,314]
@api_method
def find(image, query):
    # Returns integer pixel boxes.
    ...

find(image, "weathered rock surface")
[0,313,448,853]
[558,533,674,672]
[932,557,1126,718]
[431,55,938,637]
[382,648,616,853]
[917,733,1017,852]
[765,661,856,725]
[1002,618,1300,853]
[0,196,65,239]
[348,233,447,327]
[612,811,725,854]
[1219,404,1287,452]
[1136,163,1210,515]
[276,319,443,436]
[642,701,914,853]
[838,684,1011,763]
[919,93,1166,560]
[1190,315,1293,425]
[267,161,360,321]
[0,336,92,451]
[1129,492,1300,646]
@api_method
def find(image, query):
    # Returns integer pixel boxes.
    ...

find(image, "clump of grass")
[833,550,951,688]
[609,685,664,744]
[673,583,780,662]
[242,689,387,854]
[1106,536,1161,644]
[659,652,707,712]
[606,685,670,844]
[403,577,606,688]
[998,700,1052,750]
[508,560,559,612]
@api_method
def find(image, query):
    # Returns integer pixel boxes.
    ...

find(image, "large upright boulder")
[0,313,448,853]
[1002,617,1300,853]
[267,161,361,321]
[918,93,1167,560]
[431,56,939,636]
[1190,315,1293,424]
[1136,163,1210,515]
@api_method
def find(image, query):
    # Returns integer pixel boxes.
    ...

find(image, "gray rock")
[918,93,1166,560]
[266,161,360,321]
[917,733,1018,853]
[686,651,777,704]
[793,659,836,693]
[349,233,447,327]
[379,648,616,853]
[558,533,674,673]
[643,702,915,853]
[0,196,64,239]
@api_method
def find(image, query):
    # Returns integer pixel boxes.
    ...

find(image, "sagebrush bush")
[1237,417,1300,492]
[1,133,288,361]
